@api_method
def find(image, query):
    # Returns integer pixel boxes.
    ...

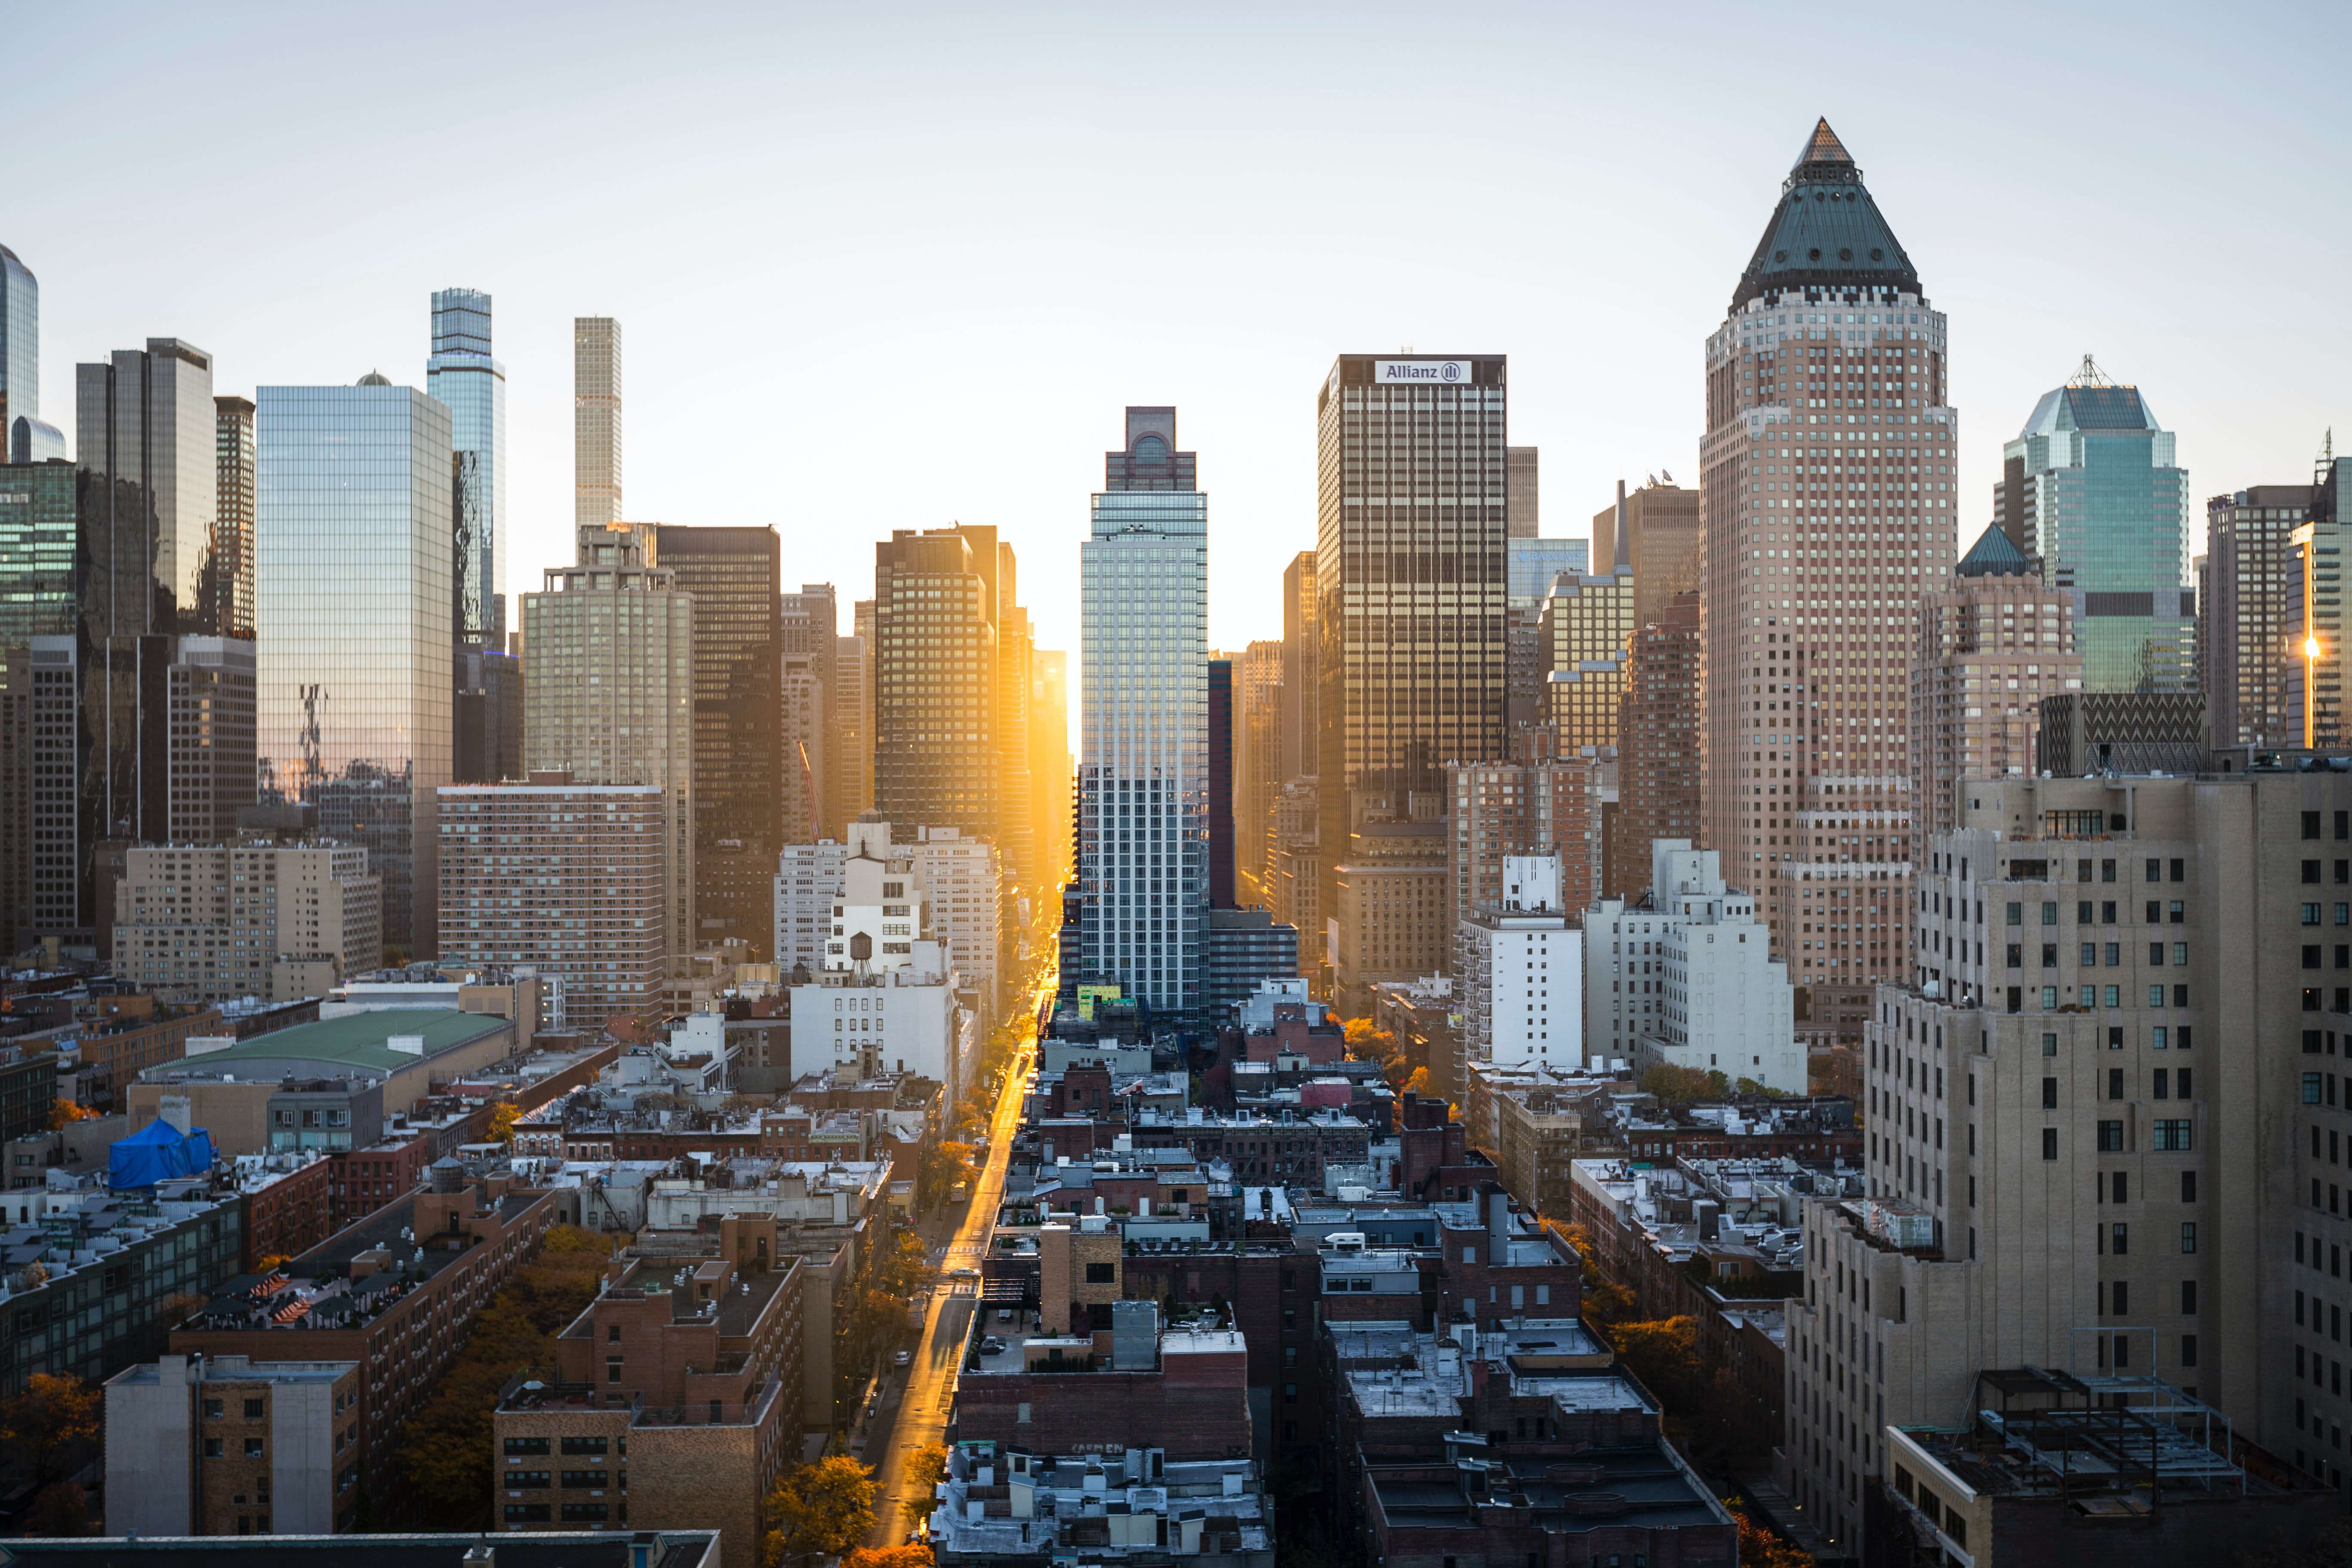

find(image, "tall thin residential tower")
[427,288,507,649]
[1072,407,1209,1017]
[574,317,622,528]
[1698,120,1956,1041]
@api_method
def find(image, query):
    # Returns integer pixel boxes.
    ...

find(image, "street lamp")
[2309,636,2324,750]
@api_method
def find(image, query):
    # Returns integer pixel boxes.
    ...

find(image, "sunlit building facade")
[1072,406,1208,1017]
[212,395,256,640]
[573,316,622,527]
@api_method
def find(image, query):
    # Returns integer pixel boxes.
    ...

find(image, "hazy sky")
[12,1,2346,696]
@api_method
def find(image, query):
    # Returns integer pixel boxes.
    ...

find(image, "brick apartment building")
[493,1214,804,1568]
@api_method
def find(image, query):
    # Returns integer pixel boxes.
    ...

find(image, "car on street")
[892,1349,913,1369]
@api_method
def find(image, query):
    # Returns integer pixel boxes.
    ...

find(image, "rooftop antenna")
[2067,354,2114,388]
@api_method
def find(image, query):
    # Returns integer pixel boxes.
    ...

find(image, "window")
[2043,1077,2059,1108]
[244,1399,264,1418]
[2098,1120,2124,1152]
[203,1399,223,1419]
[204,1438,223,1458]
[608,1325,621,1343]
[2107,1069,2124,1100]
[2181,1280,2198,1314]
[244,1438,265,1458]
[2112,1280,2129,1314]
[2181,1334,2199,1368]
[2306,861,2323,885]
[2043,1032,2058,1057]
[505,1437,551,1456]
[561,1504,610,1522]
[505,1504,552,1522]
[2182,1171,2197,1202]
[2181,1222,2197,1254]
[560,1436,608,1455]
[508,1472,552,1490]
[1084,1262,1116,1283]
[2110,1223,2129,1255]
[2155,1120,2193,1152]
[606,1359,623,1384]
[2042,1128,2059,1161]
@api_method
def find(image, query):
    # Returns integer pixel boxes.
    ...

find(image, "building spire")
[1613,480,1631,573]
[1793,116,1854,172]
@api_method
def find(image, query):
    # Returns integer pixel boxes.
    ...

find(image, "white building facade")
[906,824,1002,1021]
[1584,839,1802,1092]
[1456,854,1583,1081]
[775,839,848,979]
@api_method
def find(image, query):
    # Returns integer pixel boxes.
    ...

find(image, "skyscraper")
[522,522,695,965]
[1071,407,1209,1016]
[1234,639,1282,906]
[573,317,622,528]
[2292,447,2352,747]
[1699,119,1956,1041]
[1504,533,1588,735]
[212,395,256,640]
[1590,475,1700,630]
[996,575,1038,899]
[1207,655,1234,910]
[781,582,838,848]
[1315,354,1510,925]
[1028,646,1070,893]
[656,526,782,957]
[1,245,62,465]
[873,525,1002,847]
[1506,446,1539,539]
[1996,358,2193,693]
[1538,490,1635,756]
[1611,591,1703,900]
[831,631,871,837]
[77,338,221,635]
[256,375,453,955]
[1906,522,2078,858]
[427,288,507,649]
[2203,485,2311,748]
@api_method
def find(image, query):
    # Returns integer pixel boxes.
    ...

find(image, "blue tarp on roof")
[108,1118,217,1188]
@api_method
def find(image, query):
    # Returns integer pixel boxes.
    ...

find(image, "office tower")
[1996,358,2193,693]
[1908,526,2079,862]
[211,396,256,640]
[1505,534,1589,735]
[452,644,523,784]
[774,838,849,980]
[997,579,1038,897]
[1279,551,1319,787]
[1539,493,1636,756]
[1268,784,1322,976]
[1071,407,1208,1017]
[116,834,380,1004]
[831,632,871,837]
[2292,448,2352,747]
[1203,907,1299,1023]
[874,525,1003,848]
[439,774,666,1029]
[1029,646,1070,891]
[0,654,29,944]
[427,288,506,650]
[1787,772,2352,1552]
[0,245,61,466]
[906,824,1002,1023]
[1332,814,1447,1017]
[573,317,622,527]
[0,458,76,648]
[79,338,221,635]
[657,527,782,957]
[256,376,452,956]
[1591,476,1700,630]
[1610,592,1703,900]
[1458,854,1580,1081]
[1316,354,1508,930]
[781,583,837,848]
[1275,552,1320,949]
[1700,119,1954,1044]
[1204,655,1237,911]
[1585,840,1799,1088]
[521,522,695,965]
[167,637,256,845]
[1234,640,1282,905]
[1447,747,1602,945]
[2204,485,2312,747]
[1507,446,1539,539]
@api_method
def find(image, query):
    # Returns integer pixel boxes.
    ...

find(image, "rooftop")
[143,1009,508,1080]
[1732,117,1920,312]
[0,1533,718,1568]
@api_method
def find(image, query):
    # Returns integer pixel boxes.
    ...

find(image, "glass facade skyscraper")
[1073,407,1208,1018]
[427,288,507,648]
[1995,361,2193,692]
[256,376,453,956]
[212,395,256,640]
[77,339,220,635]
[0,245,60,466]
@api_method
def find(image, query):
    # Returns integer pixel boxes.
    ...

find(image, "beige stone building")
[1332,818,1446,1016]
[115,839,380,1004]
[1784,769,2352,1555]
[1908,524,2079,863]
[1591,475,1701,630]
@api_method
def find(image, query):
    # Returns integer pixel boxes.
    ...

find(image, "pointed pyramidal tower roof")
[1955,523,2033,579]
[1731,118,1920,311]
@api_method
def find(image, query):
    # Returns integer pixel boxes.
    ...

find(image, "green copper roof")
[182,1008,509,1074]
[1957,523,2033,578]
[1732,119,1921,312]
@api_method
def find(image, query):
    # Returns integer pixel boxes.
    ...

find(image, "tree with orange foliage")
[1724,1497,1813,1566]
[0,1373,101,1489]
[46,1099,94,1131]
[840,1547,933,1568]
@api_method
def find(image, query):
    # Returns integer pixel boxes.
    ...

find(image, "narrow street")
[862,975,1049,1546]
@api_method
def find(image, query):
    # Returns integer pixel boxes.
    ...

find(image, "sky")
[10,0,2347,732]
